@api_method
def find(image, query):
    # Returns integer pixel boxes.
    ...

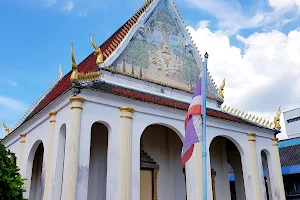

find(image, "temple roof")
[5,0,280,136]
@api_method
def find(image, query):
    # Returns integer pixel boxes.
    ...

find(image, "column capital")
[272,138,278,146]
[69,96,86,103]
[49,112,57,116]
[119,107,135,113]
[247,133,256,142]
[20,133,26,143]
[20,133,26,137]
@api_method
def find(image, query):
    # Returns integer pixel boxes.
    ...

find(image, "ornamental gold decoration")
[59,63,63,78]
[2,120,10,136]
[70,43,100,82]
[217,79,225,98]
[273,106,281,129]
[90,34,104,65]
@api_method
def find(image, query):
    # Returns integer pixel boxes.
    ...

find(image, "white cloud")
[269,0,299,10]
[0,78,18,87]
[44,0,56,7]
[61,1,74,13]
[0,96,27,112]
[78,12,88,17]
[189,26,300,139]
[183,0,297,34]
[197,20,210,29]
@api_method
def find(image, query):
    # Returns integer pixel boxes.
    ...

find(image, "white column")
[18,133,26,171]
[43,111,57,200]
[119,107,134,200]
[65,96,85,200]
[247,133,262,200]
[272,138,286,200]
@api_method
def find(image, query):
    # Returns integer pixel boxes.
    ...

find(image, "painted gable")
[110,0,223,101]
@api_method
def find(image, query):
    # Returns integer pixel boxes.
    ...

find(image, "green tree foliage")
[0,142,26,200]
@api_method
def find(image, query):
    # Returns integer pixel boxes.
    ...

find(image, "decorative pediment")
[105,0,223,102]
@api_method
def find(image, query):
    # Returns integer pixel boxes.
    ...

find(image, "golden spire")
[70,42,78,82]
[273,106,281,129]
[59,63,63,79]
[2,120,9,136]
[90,34,104,65]
[217,79,225,98]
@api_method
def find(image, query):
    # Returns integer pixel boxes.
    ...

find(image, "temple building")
[1,0,286,199]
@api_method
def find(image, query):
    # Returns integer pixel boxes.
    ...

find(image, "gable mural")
[112,0,200,91]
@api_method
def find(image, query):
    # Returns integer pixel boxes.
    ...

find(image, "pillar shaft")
[43,112,57,200]
[247,133,262,199]
[272,138,286,200]
[65,96,85,200]
[119,107,134,200]
[18,134,26,171]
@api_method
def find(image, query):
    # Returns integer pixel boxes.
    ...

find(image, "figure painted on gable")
[112,0,200,90]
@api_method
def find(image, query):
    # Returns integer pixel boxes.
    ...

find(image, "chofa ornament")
[273,106,281,129]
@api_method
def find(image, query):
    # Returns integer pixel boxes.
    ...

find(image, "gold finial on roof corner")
[59,63,63,79]
[262,119,266,125]
[251,115,255,120]
[273,106,281,129]
[230,107,234,113]
[70,42,78,82]
[241,111,244,117]
[2,120,10,136]
[217,79,225,98]
[258,117,262,123]
[237,110,241,116]
[223,105,227,110]
[90,34,104,65]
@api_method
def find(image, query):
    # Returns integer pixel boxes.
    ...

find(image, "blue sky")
[1,0,300,138]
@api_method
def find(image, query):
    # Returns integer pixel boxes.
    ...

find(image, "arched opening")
[210,136,245,200]
[87,122,108,200]
[140,124,186,200]
[261,150,272,200]
[54,124,67,200]
[29,142,44,200]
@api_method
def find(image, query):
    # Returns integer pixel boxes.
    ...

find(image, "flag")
[181,72,204,166]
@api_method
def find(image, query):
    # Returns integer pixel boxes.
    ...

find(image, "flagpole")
[202,52,209,200]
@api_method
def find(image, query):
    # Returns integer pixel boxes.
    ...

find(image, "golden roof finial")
[2,120,10,136]
[234,109,238,115]
[70,42,78,82]
[217,79,225,98]
[251,115,255,120]
[262,119,266,125]
[226,106,231,112]
[230,107,234,113]
[91,34,104,65]
[59,63,63,79]
[258,117,262,123]
[273,106,281,129]
[241,111,244,117]
[223,105,227,110]
[244,113,248,118]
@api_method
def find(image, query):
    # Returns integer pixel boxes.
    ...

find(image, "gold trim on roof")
[2,120,10,136]
[273,106,281,129]
[70,43,100,83]
[90,34,104,65]
[221,104,279,129]
[102,66,223,102]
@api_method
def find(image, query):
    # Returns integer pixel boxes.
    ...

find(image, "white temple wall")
[1,88,281,200]
[209,137,231,200]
